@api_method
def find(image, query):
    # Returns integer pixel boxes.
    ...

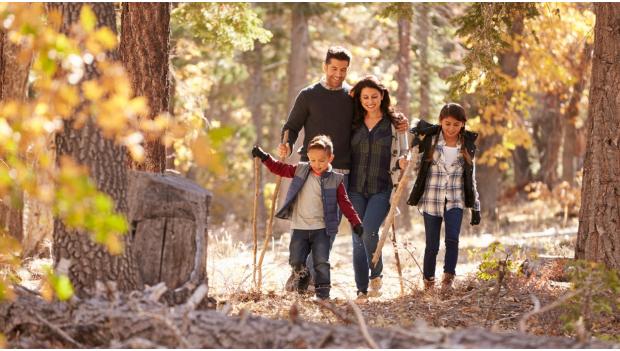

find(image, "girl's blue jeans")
[422,207,463,280]
[349,190,391,293]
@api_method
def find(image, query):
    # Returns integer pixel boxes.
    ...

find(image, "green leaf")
[80,5,96,32]
[53,275,74,301]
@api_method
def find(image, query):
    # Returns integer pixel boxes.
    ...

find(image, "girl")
[349,75,408,301]
[407,103,481,294]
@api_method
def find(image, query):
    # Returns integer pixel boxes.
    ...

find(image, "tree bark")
[396,9,412,231]
[477,14,524,218]
[49,3,141,296]
[538,92,563,189]
[562,42,592,184]
[120,3,170,173]
[575,4,620,270]
[0,18,31,242]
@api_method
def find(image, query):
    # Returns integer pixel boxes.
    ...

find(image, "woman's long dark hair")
[428,102,472,165]
[351,75,398,129]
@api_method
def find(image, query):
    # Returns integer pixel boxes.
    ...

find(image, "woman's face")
[440,115,464,139]
[360,87,383,115]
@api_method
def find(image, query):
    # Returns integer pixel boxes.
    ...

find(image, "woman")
[407,103,481,295]
[349,75,408,301]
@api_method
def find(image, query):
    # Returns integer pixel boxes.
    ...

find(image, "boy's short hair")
[325,46,351,65]
[307,135,334,155]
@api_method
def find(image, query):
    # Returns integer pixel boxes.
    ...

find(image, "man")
[279,46,408,293]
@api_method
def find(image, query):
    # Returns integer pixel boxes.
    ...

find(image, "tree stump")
[127,170,212,303]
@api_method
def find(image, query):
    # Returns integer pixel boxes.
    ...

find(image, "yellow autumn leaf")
[79,5,96,33]
[127,96,149,117]
[93,27,117,50]
[105,234,123,255]
[82,80,104,101]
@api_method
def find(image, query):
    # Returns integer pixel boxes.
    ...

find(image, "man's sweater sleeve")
[282,90,308,151]
[263,156,296,178]
[336,182,362,227]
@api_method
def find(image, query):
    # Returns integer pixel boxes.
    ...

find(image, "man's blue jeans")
[422,207,464,280]
[307,173,348,282]
[290,228,332,298]
[349,190,391,293]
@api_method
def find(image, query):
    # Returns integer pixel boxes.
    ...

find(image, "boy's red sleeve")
[262,155,296,178]
[337,182,362,227]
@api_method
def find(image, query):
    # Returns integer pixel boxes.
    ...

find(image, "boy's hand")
[470,210,481,226]
[252,145,269,161]
[353,224,364,236]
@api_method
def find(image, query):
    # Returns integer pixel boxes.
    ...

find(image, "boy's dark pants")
[289,228,332,298]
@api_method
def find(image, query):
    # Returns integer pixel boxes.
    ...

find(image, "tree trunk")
[49,3,141,296]
[416,3,431,119]
[477,14,524,218]
[0,19,31,242]
[244,42,266,232]
[538,92,563,189]
[396,10,412,231]
[512,146,532,189]
[278,4,309,232]
[575,4,620,270]
[120,3,170,173]
[562,42,592,184]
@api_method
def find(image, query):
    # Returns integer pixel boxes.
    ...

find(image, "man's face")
[323,58,349,89]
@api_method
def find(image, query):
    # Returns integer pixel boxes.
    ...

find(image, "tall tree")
[395,5,413,230]
[120,3,170,172]
[0,22,31,242]
[49,3,141,296]
[575,4,620,269]
[415,3,431,119]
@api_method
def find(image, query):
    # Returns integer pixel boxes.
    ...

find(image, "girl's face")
[307,148,334,174]
[360,87,383,115]
[440,115,464,139]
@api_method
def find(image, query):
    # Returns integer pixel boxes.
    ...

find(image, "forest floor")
[12,197,620,346]
[203,197,620,344]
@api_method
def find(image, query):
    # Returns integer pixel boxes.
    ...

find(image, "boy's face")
[307,148,334,174]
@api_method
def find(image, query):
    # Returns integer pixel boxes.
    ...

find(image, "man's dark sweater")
[282,82,354,170]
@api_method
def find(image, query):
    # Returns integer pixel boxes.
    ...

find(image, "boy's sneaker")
[368,277,382,297]
[355,291,368,304]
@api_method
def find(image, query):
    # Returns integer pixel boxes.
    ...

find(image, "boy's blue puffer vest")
[276,163,344,236]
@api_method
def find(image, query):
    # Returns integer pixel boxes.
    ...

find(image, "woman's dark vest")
[406,120,478,208]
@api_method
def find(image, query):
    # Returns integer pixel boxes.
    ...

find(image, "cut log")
[1,289,614,348]
[127,170,212,303]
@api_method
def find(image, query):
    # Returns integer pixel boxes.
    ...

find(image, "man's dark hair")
[325,46,351,65]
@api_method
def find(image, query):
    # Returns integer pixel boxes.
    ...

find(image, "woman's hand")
[398,158,408,170]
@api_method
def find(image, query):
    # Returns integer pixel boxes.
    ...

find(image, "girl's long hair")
[351,75,398,129]
[427,103,472,165]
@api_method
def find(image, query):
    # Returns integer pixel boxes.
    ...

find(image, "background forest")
[1,2,619,348]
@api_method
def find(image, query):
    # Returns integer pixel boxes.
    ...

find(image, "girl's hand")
[398,158,408,170]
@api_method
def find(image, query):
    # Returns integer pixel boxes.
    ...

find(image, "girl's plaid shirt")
[414,132,481,217]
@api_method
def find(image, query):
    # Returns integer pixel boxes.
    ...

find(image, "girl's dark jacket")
[407,119,479,208]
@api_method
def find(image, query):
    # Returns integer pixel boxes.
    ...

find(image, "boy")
[252,135,363,300]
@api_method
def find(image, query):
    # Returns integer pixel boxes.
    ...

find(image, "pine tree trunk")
[396,11,412,231]
[416,3,431,119]
[538,92,563,189]
[0,20,31,242]
[575,4,620,270]
[478,13,524,218]
[49,3,141,296]
[120,3,170,173]
[244,42,267,232]
[562,42,592,184]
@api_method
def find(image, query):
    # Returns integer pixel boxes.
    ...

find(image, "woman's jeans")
[349,190,391,293]
[422,207,464,280]
[290,228,332,298]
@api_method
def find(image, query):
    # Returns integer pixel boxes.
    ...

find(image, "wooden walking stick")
[252,157,260,289]
[391,222,405,296]
[371,144,419,267]
[257,130,289,290]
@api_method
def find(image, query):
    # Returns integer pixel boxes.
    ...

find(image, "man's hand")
[353,224,364,237]
[394,112,409,133]
[398,158,408,170]
[277,143,291,159]
[470,210,481,226]
[251,145,269,161]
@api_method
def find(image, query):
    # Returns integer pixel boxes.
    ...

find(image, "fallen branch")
[518,288,583,333]
[347,299,379,349]
[32,312,84,348]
